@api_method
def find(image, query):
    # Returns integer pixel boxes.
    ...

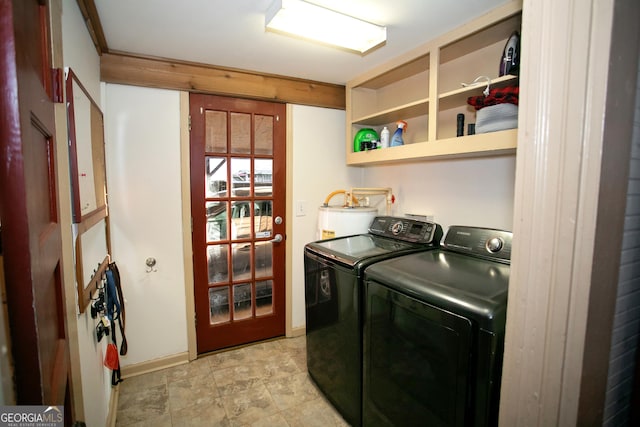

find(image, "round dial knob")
[391,221,403,235]
[486,237,503,253]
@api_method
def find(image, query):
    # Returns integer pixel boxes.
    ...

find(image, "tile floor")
[115,336,350,426]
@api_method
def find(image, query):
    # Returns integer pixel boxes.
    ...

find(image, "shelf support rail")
[346,187,394,215]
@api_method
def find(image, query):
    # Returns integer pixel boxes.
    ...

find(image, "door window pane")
[233,283,252,321]
[230,200,252,239]
[206,201,227,242]
[256,280,273,316]
[231,157,251,197]
[232,243,252,281]
[208,244,229,284]
[206,157,227,198]
[255,115,273,155]
[255,242,273,278]
[230,112,251,154]
[254,159,272,197]
[205,110,227,153]
[209,287,230,324]
[254,200,272,238]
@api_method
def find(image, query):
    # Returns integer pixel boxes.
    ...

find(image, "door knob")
[269,233,283,243]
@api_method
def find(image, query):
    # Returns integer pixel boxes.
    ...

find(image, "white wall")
[100,94,515,356]
[62,0,100,105]
[290,105,361,329]
[362,156,516,232]
[104,84,188,366]
[61,0,111,425]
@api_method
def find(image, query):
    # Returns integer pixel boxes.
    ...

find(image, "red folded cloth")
[467,86,519,110]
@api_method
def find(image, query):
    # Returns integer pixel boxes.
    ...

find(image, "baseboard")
[287,326,305,338]
[120,352,190,378]
[106,385,119,427]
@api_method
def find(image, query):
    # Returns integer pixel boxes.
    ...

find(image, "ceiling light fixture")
[265,0,387,55]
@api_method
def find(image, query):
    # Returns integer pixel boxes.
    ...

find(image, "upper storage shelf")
[346,1,522,165]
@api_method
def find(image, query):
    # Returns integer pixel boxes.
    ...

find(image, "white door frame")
[500,0,639,425]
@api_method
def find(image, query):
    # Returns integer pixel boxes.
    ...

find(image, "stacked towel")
[467,86,519,134]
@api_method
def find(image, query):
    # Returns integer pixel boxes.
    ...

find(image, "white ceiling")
[94,0,509,85]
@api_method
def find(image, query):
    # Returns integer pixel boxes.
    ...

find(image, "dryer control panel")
[369,216,443,245]
[443,226,513,263]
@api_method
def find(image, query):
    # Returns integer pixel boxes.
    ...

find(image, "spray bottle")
[390,120,407,147]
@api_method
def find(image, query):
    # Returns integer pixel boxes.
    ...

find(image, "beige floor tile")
[210,347,253,367]
[221,382,280,426]
[116,384,169,426]
[264,372,319,411]
[168,371,220,411]
[278,336,306,352]
[171,398,231,427]
[116,337,350,427]
[283,397,350,427]
[166,357,212,382]
[115,414,173,427]
[246,412,290,427]
[213,362,265,396]
[119,369,168,395]
[258,353,301,380]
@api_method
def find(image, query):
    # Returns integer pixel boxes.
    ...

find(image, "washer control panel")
[443,226,512,263]
[369,216,443,245]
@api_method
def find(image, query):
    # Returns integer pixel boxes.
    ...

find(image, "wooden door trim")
[180,92,198,361]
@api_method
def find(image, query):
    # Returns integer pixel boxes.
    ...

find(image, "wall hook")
[461,75,491,96]
[145,257,158,273]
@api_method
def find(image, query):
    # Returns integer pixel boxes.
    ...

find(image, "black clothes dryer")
[363,226,512,427]
[304,216,443,427]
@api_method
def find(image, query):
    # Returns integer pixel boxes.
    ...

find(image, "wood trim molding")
[100,51,345,110]
[179,91,197,362]
[75,0,108,55]
[120,352,189,378]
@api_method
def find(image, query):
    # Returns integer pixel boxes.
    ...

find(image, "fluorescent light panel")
[265,0,386,54]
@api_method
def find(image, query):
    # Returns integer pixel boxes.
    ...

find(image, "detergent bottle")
[390,121,407,147]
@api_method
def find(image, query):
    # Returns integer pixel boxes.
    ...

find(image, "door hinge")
[51,68,64,103]
[188,114,192,132]
[276,115,280,122]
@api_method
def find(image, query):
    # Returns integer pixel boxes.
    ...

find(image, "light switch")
[296,200,308,217]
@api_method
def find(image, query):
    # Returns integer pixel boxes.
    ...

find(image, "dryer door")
[364,280,473,427]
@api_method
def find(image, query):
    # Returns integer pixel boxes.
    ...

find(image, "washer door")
[364,280,473,427]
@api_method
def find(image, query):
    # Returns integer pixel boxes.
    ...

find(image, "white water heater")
[317,206,377,240]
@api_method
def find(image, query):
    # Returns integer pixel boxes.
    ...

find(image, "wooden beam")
[100,51,346,110]
[75,0,108,55]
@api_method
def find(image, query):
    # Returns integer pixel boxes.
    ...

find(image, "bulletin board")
[66,68,111,313]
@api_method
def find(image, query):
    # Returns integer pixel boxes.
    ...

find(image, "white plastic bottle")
[380,126,390,148]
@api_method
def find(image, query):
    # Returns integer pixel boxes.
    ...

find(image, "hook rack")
[77,255,110,314]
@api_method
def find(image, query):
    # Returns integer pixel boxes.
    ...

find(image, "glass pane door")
[191,94,286,353]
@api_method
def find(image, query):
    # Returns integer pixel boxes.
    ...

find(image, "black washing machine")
[304,216,443,427]
[363,226,512,427]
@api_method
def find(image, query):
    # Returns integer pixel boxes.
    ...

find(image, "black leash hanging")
[105,261,127,385]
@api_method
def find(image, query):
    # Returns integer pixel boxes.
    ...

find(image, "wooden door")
[190,94,286,353]
[0,0,70,413]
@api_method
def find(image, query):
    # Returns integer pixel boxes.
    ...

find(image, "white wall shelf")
[346,1,522,165]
